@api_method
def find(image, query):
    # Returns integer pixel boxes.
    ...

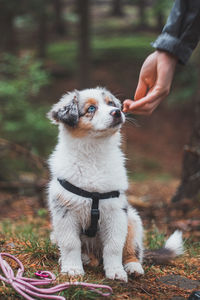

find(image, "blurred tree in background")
[0,54,52,155]
[136,0,148,29]
[111,0,124,16]
[53,0,66,36]
[172,52,200,202]
[77,0,91,88]
[152,0,169,31]
[0,0,21,53]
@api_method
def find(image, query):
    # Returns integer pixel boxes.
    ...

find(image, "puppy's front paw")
[82,253,99,267]
[105,267,128,282]
[61,266,85,277]
[82,253,90,265]
[124,262,144,276]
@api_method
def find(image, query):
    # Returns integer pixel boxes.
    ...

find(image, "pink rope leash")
[0,253,112,299]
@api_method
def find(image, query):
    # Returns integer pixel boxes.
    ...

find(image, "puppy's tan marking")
[85,98,98,108]
[104,96,115,106]
[87,253,99,267]
[66,119,93,138]
[57,194,67,204]
[123,221,139,265]
[57,194,73,208]
[81,244,100,267]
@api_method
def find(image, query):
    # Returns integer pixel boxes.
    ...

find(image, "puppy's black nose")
[110,109,121,118]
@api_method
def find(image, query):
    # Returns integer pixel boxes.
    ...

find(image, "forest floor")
[0,179,199,300]
[0,109,200,300]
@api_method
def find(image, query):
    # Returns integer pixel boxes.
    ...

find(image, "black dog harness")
[57,178,120,238]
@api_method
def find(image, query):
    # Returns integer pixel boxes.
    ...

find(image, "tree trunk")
[153,0,165,32]
[53,0,66,35]
[77,0,91,89]
[0,10,17,53]
[37,10,47,58]
[111,0,124,17]
[138,0,147,29]
[156,12,165,32]
[172,89,200,202]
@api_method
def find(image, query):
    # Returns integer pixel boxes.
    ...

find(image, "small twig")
[0,138,47,171]
[140,286,152,296]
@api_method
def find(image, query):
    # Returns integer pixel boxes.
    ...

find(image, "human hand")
[123,50,177,115]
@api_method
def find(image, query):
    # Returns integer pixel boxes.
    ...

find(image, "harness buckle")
[91,208,100,219]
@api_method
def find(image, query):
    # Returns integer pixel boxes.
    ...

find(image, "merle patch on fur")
[144,248,175,264]
[53,203,68,218]
[122,207,128,214]
[53,97,79,127]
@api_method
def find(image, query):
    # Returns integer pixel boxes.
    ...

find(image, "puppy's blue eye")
[108,101,115,107]
[87,105,96,113]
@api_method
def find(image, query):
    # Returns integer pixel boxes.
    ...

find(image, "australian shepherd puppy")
[47,87,183,282]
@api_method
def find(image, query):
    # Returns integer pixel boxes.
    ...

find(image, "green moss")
[128,171,174,182]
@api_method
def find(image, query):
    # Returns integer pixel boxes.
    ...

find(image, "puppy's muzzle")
[110,109,121,118]
[110,109,122,127]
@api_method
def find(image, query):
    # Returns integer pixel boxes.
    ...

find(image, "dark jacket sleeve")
[152,0,200,64]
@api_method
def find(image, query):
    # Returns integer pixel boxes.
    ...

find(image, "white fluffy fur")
[124,262,144,275]
[47,87,144,282]
[164,230,184,256]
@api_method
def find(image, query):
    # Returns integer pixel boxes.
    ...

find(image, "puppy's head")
[47,87,125,138]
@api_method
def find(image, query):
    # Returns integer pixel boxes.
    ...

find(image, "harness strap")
[57,178,120,237]
[84,196,100,237]
[57,178,120,199]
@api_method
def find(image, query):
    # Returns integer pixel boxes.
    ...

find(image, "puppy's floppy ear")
[47,91,79,127]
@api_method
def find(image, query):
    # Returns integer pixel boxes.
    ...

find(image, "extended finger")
[128,97,163,115]
[123,85,167,113]
[122,99,135,112]
[123,93,156,112]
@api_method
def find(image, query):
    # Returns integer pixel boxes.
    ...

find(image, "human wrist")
[156,50,178,63]
[152,33,192,64]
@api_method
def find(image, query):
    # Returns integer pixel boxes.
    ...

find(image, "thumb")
[134,78,147,101]
[123,99,134,112]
